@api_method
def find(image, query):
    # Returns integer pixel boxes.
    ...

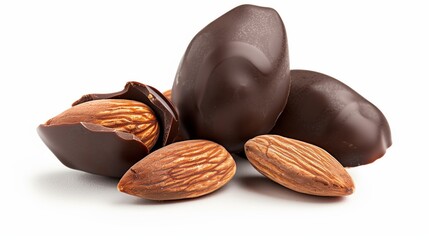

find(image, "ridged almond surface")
[118,140,236,200]
[47,99,159,150]
[245,135,354,196]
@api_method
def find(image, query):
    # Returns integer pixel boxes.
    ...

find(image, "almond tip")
[345,186,354,195]
[117,184,125,192]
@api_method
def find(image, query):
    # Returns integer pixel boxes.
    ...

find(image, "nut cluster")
[37,82,355,200]
[37,4,390,201]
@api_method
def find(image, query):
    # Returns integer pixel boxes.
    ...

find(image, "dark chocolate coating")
[38,82,179,178]
[270,70,392,167]
[74,81,179,149]
[172,4,290,152]
[37,123,148,178]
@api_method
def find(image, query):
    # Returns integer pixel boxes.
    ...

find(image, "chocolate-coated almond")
[172,4,290,153]
[271,70,392,167]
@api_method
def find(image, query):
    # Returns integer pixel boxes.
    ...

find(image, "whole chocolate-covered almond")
[271,70,392,167]
[172,4,290,152]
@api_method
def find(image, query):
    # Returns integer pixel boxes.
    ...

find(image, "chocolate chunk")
[271,70,392,167]
[37,123,148,178]
[172,4,290,152]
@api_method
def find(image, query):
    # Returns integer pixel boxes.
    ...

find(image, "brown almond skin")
[245,135,354,197]
[47,99,159,150]
[73,81,179,149]
[118,140,236,200]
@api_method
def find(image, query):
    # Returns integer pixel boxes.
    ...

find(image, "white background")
[1,0,428,238]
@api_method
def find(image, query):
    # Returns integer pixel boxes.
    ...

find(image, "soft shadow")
[34,167,233,206]
[33,170,119,202]
[232,153,248,162]
[238,175,346,203]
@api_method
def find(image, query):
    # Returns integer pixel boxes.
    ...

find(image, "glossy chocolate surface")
[271,70,392,167]
[38,82,179,177]
[172,4,290,152]
[37,123,148,178]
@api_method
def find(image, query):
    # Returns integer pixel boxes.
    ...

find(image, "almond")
[118,139,236,200]
[46,99,159,150]
[245,135,354,196]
